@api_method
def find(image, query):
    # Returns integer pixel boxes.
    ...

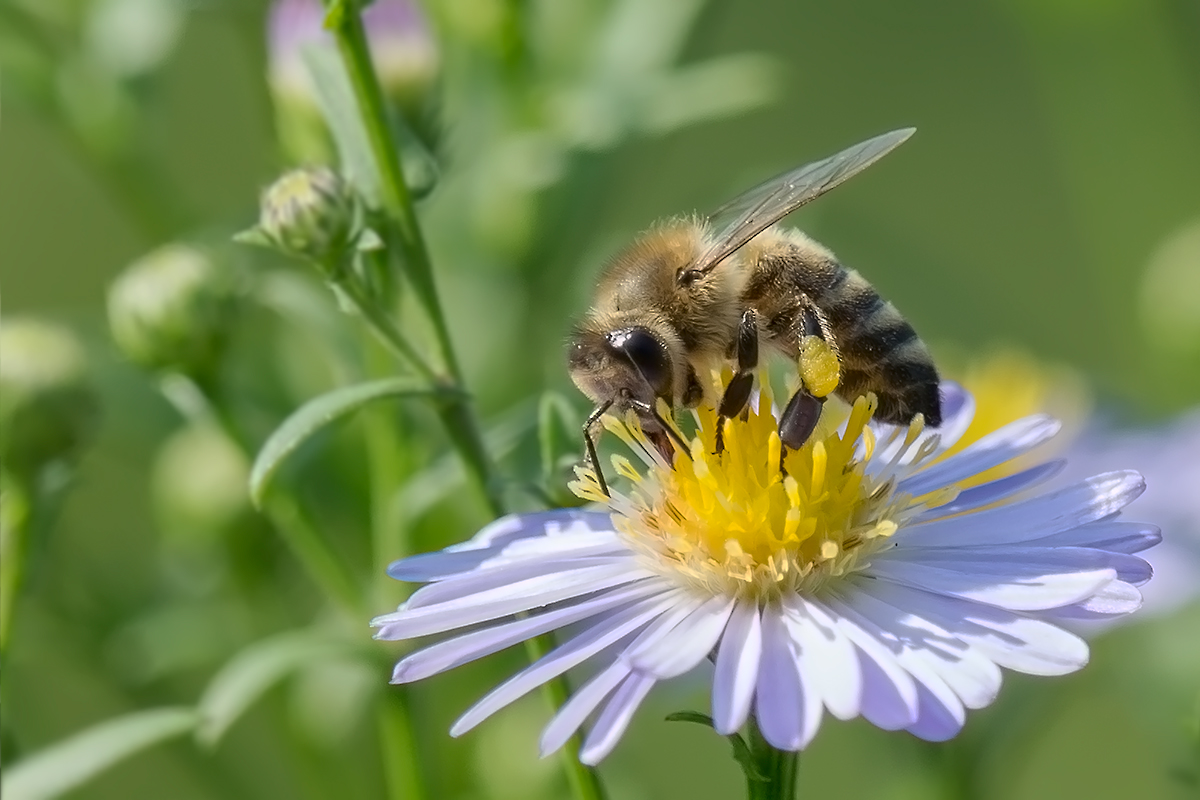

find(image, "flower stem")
[0,478,33,661]
[335,277,437,384]
[324,2,505,519]
[376,685,427,800]
[325,3,455,376]
[522,634,608,800]
[745,719,799,800]
[324,6,604,796]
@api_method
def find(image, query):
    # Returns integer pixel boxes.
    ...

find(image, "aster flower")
[372,382,1156,763]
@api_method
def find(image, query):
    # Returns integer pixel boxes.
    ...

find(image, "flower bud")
[152,423,251,544]
[107,243,237,378]
[257,167,357,268]
[0,319,99,476]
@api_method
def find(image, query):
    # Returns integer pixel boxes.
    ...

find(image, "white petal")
[389,580,665,681]
[451,588,682,736]
[916,460,1065,521]
[843,583,1000,709]
[900,416,1060,497]
[1034,521,1162,554]
[907,682,966,742]
[868,558,1116,612]
[402,555,638,610]
[388,510,614,580]
[781,597,861,720]
[901,471,1145,548]
[372,562,655,638]
[626,595,734,679]
[855,580,1088,676]
[826,592,965,738]
[622,594,704,661]
[579,674,657,765]
[712,602,763,735]
[1048,581,1142,618]
[878,543,1151,586]
[755,604,821,750]
[822,597,918,729]
[539,662,629,758]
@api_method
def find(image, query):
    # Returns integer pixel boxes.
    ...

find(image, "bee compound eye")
[607,328,672,396]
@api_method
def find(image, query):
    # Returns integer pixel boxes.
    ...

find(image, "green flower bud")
[257,167,357,268]
[107,243,237,378]
[152,423,251,544]
[0,319,99,476]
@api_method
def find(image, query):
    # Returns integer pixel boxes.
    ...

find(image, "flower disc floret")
[571,389,950,601]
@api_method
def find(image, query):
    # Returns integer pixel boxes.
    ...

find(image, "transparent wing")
[690,128,915,277]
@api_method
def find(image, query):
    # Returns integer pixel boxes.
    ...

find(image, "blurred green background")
[3,0,1199,798]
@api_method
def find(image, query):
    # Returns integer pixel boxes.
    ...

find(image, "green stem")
[326,4,458,378]
[0,478,33,661]
[360,340,429,800]
[746,719,799,800]
[335,278,437,384]
[522,634,607,800]
[260,494,365,616]
[325,5,603,796]
[376,687,426,800]
[324,2,503,518]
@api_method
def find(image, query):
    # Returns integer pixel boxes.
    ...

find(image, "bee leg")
[582,400,613,497]
[625,397,693,462]
[779,386,825,451]
[715,309,760,454]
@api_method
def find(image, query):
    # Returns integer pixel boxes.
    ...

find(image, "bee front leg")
[582,400,613,497]
[715,309,760,454]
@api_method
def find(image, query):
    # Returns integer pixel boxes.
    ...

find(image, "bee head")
[568,324,675,413]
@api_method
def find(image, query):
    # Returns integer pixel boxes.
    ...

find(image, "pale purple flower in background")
[372,383,1157,763]
[267,0,438,108]
[1060,409,1200,616]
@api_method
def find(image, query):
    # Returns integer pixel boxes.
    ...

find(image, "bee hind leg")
[772,298,836,468]
[715,309,760,454]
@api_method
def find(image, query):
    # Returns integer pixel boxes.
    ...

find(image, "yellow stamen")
[571,382,946,600]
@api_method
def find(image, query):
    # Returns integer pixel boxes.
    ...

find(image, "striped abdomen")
[740,229,942,427]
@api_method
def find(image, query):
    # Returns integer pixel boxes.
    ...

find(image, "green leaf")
[3,707,198,800]
[664,710,715,728]
[195,630,367,747]
[232,226,272,248]
[665,710,765,782]
[249,377,449,506]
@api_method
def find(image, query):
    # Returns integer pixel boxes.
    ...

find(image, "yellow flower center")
[571,384,956,600]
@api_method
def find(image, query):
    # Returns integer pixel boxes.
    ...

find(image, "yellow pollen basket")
[571,382,931,600]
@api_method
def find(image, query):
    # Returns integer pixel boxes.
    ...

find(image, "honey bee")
[568,129,941,494]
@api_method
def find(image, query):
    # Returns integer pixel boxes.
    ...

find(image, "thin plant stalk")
[324,2,503,519]
[323,4,606,798]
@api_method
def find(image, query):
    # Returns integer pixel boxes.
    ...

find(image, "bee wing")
[690,128,915,277]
